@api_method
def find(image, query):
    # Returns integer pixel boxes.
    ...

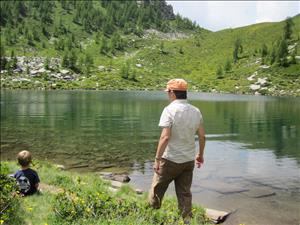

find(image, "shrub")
[0,162,22,225]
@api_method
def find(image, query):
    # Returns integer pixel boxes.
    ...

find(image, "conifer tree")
[224,59,232,72]
[233,39,242,63]
[0,45,7,70]
[283,17,294,40]
[277,39,289,67]
[85,53,93,75]
[216,65,223,78]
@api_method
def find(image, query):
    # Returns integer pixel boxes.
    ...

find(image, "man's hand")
[195,154,204,168]
[153,159,161,174]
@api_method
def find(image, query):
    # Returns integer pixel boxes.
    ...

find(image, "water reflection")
[1,90,300,168]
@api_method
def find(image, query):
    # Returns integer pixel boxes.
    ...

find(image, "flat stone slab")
[200,181,249,195]
[110,180,124,189]
[244,187,276,198]
[205,208,231,224]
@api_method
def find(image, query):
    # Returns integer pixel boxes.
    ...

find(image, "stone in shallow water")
[199,180,249,195]
[205,208,232,224]
[100,173,131,183]
[244,187,276,198]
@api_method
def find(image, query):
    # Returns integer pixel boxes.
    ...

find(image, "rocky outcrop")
[1,56,78,83]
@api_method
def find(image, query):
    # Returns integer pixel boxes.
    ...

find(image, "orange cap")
[165,79,188,91]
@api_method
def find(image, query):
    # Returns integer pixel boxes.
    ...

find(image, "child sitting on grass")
[14,150,40,196]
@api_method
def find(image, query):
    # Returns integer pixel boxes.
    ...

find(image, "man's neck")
[21,166,30,170]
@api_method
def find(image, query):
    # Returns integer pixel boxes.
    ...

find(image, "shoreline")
[1,87,300,97]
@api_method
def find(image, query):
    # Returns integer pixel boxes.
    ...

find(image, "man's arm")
[154,127,171,173]
[196,125,206,168]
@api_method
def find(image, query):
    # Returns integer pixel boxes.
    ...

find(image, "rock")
[55,164,65,170]
[288,43,297,53]
[101,173,131,183]
[255,91,261,95]
[98,66,105,71]
[63,75,73,80]
[135,189,143,195]
[247,71,257,81]
[37,63,44,68]
[13,68,23,73]
[259,65,270,69]
[112,174,131,183]
[250,84,260,91]
[51,73,61,79]
[245,188,276,198]
[19,78,31,82]
[38,68,46,73]
[268,87,276,92]
[110,180,124,188]
[256,77,268,86]
[99,172,113,177]
[60,69,69,75]
[30,70,39,75]
[205,208,231,224]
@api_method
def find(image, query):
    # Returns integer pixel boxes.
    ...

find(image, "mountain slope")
[0,1,299,96]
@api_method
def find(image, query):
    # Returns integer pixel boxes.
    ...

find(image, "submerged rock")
[100,173,131,183]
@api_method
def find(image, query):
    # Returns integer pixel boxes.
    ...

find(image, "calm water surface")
[1,90,300,225]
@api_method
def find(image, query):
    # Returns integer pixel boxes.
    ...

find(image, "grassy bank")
[0,161,211,225]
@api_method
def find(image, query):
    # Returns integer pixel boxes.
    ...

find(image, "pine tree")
[224,59,232,72]
[160,41,167,54]
[69,50,78,71]
[277,39,289,67]
[120,62,129,79]
[283,17,294,40]
[45,57,50,70]
[270,47,277,65]
[261,43,268,65]
[261,44,268,58]
[233,39,242,63]
[10,50,17,69]
[85,53,93,75]
[100,36,109,55]
[216,65,223,78]
[179,46,184,54]
[62,51,69,68]
[0,45,7,70]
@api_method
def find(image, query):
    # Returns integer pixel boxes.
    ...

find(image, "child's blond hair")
[17,150,32,167]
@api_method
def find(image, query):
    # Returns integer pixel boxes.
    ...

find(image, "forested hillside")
[0,1,299,96]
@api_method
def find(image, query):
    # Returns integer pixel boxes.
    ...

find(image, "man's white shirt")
[159,99,203,163]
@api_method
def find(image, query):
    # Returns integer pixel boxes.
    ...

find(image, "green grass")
[1,161,212,225]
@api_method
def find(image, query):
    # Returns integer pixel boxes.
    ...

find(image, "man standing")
[148,78,206,223]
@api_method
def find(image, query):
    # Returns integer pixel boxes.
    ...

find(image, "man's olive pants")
[148,158,195,218]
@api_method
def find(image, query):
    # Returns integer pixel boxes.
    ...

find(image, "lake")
[1,90,299,225]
